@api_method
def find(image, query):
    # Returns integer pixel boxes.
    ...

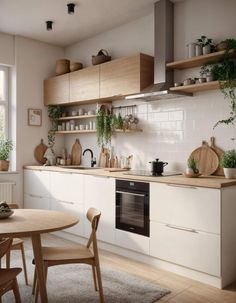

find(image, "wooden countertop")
[23,165,236,189]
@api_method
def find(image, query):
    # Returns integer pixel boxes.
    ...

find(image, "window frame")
[0,65,9,138]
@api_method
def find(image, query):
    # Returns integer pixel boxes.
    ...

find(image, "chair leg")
[95,264,105,303]
[12,278,22,303]
[92,265,98,291]
[20,243,28,285]
[6,250,11,268]
[32,268,37,295]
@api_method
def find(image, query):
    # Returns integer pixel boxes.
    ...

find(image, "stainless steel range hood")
[126,0,192,101]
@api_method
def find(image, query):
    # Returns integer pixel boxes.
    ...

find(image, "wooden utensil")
[71,139,82,165]
[34,139,48,164]
[99,148,109,168]
[189,141,219,175]
[104,168,129,172]
[210,137,224,176]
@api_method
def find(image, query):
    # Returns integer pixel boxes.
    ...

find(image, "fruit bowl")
[0,209,14,219]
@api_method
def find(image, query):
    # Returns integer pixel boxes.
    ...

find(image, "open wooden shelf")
[167,50,235,70]
[58,115,96,121]
[55,129,143,135]
[169,81,220,93]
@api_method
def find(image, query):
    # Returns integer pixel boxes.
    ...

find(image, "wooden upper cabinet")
[100,53,154,99]
[44,74,69,105]
[69,66,100,103]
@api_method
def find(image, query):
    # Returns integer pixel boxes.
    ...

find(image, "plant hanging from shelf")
[48,106,64,131]
[96,106,113,146]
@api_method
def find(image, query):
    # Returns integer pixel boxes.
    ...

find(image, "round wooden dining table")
[0,209,79,303]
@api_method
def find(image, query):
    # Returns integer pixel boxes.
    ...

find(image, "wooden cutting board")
[71,139,82,165]
[189,141,219,175]
[99,148,110,168]
[104,168,129,172]
[210,137,224,176]
[34,139,48,164]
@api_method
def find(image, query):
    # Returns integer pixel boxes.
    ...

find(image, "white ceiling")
[0,0,161,47]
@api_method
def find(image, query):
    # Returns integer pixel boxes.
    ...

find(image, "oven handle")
[116,190,146,197]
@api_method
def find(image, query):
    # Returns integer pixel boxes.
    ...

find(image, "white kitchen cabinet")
[24,169,50,198]
[84,175,115,244]
[150,221,220,276]
[115,229,150,255]
[50,172,84,204]
[150,183,221,234]
[50,199,84,236]
[24,193,50,210]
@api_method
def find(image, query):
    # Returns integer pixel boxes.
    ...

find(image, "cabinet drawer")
[24,170,50,198]
[150,222,220,276]
[115,229,150,255]
[24,194,50,210]
[150,183,220,234]
[50,199,84,236]
[50,172,84,204]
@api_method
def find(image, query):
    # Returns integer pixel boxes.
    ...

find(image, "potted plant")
[186,158,199,175]
[0,138,13,171]
[221,150,236,179]
[48,106,64,131]
[196,35,215,55]
[200,64,214,82]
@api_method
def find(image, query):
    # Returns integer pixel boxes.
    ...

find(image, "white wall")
[0,34,64,205]
[64,0,236,171]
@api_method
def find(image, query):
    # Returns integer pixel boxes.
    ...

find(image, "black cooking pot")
[149,158,168,175]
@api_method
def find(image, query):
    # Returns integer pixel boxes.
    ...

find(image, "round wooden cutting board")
[34,139,48,164]
[210,137,224,176]
[189,141,219,175]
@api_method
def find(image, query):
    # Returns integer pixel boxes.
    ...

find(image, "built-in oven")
[115,179,150,237]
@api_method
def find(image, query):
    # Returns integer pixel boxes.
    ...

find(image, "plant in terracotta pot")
[221,150,236,179]
[0,138,13,171]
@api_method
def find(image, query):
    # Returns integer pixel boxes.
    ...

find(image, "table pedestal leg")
[31,234,48,303]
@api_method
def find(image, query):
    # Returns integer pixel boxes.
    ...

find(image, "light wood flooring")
[24,234,236,303]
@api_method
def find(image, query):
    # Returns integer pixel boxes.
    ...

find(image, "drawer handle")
[166,184,197,189]
[57,200,74,205]
[29,194,44,199]
[166,224,198,233]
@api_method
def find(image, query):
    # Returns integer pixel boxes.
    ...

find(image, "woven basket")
[56,59,70,76]
[92,49,111,65]
[70,62,83,72]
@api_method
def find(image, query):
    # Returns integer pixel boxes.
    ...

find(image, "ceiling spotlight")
[46,20,53,31]
[67,3,75,14]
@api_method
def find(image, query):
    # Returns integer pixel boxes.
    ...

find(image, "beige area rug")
[3,248,170,303]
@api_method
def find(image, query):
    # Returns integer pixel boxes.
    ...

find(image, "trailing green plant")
[48,106,64,131]
[96,107,113,146]
[221,150,236,168]
[0,138,13,160]
[187,157,198,173]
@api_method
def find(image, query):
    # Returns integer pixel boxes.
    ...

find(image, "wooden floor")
[25,234,236,303]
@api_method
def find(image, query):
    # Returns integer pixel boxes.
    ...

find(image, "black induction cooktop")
[124,170,182,177]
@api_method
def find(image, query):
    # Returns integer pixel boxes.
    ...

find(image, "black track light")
[67,3,75,14]
[46,21,53,31]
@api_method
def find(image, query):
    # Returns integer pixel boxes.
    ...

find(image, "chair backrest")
[8,203,19,209]
[86,208,101,249]
[0,238,12,259]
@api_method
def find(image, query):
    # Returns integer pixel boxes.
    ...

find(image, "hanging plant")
[48,106,64,131]
[96,106,113,146]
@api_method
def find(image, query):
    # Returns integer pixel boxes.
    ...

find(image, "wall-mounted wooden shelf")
[169,81,219,93]
[58,115,96,121]
[167,50,235,70]
[55,129,143,135]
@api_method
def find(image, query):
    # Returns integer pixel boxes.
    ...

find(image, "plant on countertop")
[0,138,13,160]
[48,106,64,131]
[187,157,199,174]
[221,150,236,168]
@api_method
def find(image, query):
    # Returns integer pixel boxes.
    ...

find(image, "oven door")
[116,189,149,237]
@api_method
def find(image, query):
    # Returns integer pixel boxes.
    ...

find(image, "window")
[0,66,9,138]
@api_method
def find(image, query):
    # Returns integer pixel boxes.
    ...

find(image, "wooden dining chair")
[6,204,28,286]
[33,208,105,303]
[0,238,22,303]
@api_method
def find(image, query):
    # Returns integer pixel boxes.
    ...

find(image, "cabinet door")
[51,199,84,236]
[84,176,115,244]
[70,66,99,102]
[24,193,50,210]
[44,74,69,105]
[100,54,154,98]
[24,170,50,198]
[150,222,220,277]
[50,172,84,204]
[150,183,221,234]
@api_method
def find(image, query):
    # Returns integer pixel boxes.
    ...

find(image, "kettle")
[149,158,168,176]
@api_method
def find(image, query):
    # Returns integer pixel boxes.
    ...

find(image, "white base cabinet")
[24,193,50,210]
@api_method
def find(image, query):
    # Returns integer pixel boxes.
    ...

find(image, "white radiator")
[0,182,14,203]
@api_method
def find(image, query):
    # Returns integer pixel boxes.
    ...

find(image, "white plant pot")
[223,168,236,179]
[202,45,211,55]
